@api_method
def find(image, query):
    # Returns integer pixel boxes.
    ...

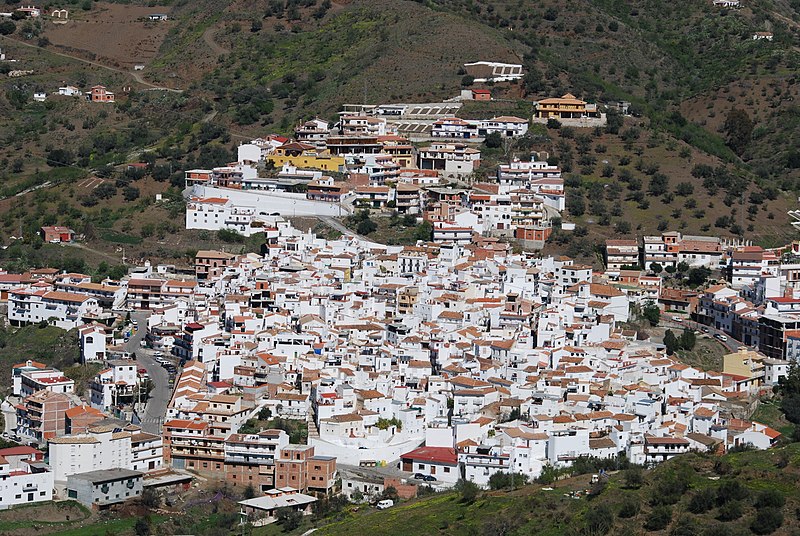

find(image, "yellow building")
[267,142,345,172]
[533,93,599,120]
[379,135,416,169]
[722,347,765,384]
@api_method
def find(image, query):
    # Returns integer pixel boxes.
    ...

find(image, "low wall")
[309,435,423,466]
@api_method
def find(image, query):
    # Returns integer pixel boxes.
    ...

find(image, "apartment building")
[16,368,74,398]
[125,278,166,310]
[731,247,779,289]
[16,391,73,444]
[642,232,723,271]
[8,288,100,329]
[162,419,225,474]
[186,197,265,237]
[54,277,125,309]
[605,240,640,271]
[224,429,290,492]
[274,445,337,495]
[89,360,140,411]
[418,143,481,176]
[196,250,236,280]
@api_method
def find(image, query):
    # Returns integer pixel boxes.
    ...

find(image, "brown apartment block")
[224,429,288,493]
[16,391,72,442]
[274,445,337,495]
[195,250,235,280]
[162,419,225,474]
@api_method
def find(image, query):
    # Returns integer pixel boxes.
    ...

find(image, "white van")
[377,499,394,510]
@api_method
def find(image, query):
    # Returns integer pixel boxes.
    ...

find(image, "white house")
[478,116,529,138]
[0,446,53,507]
[58,86,82,97]
[80,324,107,363]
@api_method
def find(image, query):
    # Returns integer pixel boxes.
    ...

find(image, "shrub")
[276,507,302,531]
[644,505,672,531]
[217,229,245,243]
[755,489,785,509]
[717,500,743,521]
[585,503,614,534]
[356,218,377,235]
[716,479,748,504]
[623,465,644,489]
[669,515,700,536]
[454,479,479,504]
[688,488,715,514]
[750,507,783,535]
[140,488,160,508]
[618,496,640,518]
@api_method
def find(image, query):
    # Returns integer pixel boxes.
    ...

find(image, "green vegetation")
[239,415,308,444]
[0,324,80,395]
[345,210,431,245]
[313,444,800,535]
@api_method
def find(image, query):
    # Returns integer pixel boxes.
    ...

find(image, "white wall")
[189,185,347,217]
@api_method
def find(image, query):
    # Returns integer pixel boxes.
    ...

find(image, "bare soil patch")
[44,2,173,68]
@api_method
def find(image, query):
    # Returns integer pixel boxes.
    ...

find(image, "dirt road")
[0,35,183,92]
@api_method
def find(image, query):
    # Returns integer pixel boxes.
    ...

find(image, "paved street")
[664,315,744,353]
[124,311,171,434]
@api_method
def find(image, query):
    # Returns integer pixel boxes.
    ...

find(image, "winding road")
[201,27,229,56]
[0,35,183,92]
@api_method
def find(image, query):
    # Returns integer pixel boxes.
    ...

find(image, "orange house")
[472,89,491,101]
[89,85,115,103]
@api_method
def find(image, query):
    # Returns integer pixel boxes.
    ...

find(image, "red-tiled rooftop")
[400,446,458,465]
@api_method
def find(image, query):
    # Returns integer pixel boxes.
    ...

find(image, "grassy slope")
[311,444,800,536]
[0,325,81,396]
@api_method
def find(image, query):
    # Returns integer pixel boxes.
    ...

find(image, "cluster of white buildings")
[0,218,795,511]
[141,223,782,489]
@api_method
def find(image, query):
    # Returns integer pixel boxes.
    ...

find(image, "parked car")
[672,316,682,322]
[715,334,728,342]
[377,499,394,510]
[702,327,710,333]
[413,473,426,480]
[422,475,436,482]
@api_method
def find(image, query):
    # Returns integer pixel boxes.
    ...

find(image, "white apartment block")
[48,424,162,485]
[418,143,481,176]
[8,288,101,330]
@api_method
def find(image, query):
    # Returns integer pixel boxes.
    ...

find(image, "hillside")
[302,445,800,536]
[0,324,86,397]
[0,0,797,273]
